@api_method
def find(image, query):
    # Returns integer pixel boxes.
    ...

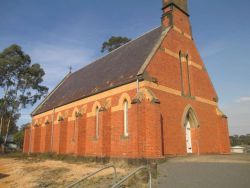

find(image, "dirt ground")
[2,154,249,188]
[0,155,131,188]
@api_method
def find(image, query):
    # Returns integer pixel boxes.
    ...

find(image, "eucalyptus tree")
[101,36,131,53]
[0,44,48,143]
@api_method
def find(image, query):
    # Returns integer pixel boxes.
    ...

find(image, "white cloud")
[236,97,250,103]
[25,42,95,89]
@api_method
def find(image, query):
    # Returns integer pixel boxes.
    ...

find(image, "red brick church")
[23,0,230,158]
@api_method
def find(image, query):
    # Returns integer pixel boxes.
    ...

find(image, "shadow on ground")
[0,173,9,180]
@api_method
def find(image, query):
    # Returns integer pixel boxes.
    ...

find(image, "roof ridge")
[73,26,162,74]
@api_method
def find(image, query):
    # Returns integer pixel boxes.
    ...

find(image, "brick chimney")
[162,0,192,36]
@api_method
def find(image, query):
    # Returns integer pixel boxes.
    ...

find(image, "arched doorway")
[185,120,192,153]
[182,105,199,154]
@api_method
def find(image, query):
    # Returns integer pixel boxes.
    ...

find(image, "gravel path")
[157,154,250,188]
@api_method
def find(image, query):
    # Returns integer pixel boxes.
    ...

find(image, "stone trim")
[162,2,189,17]
[131,88,160,104]
[111,93,132,113]
[87,101,101,118]
[33,82,138,119]
[181,105,200,128]
[216,108,228,119]
[173,25,192,40]
[120,135,130,140]
[163,47,204,70]
[33,80,218,122]
[164,48,179,59]
[141,81,217,106]
[195,96,217,106]
[189,60,203,70]
[141,81,182,97]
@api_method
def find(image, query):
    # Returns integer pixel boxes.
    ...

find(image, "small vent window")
[96,107,99,138]
[123,100,129,137]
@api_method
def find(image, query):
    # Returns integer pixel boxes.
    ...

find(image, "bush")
[0,135,3,144]
[14,131,24,149]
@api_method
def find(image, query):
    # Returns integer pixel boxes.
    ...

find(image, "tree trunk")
[1,144,4,154]
[0,116,3,153]
[1,87,8,136]
[0,116,3,135]
[4,118,11,145]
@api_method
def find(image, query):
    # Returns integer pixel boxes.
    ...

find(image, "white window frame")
[96,106,99,138]
[123,100,129,137]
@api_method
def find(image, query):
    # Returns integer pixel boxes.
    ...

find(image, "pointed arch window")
[96,106,99,138]
[123,100,129,137]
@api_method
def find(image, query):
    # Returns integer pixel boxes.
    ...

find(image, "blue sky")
[0,0,250,135]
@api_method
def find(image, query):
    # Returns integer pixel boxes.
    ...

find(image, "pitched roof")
[33,26,165,116]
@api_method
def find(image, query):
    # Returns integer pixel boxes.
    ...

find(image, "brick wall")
[23,127,31,153]
[145,9,230,155]
[23,89,166,158]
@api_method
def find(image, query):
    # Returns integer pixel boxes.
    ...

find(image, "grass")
[0,151,160,168]
[0,152,108,164]
[0,152,159,187]
[35,167,70,188]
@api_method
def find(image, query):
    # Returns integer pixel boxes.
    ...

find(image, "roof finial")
[69,66,72,74]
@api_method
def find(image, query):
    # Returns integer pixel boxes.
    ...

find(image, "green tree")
[0,111,19,136]
[14,131,24,149]
[230,134,250,146]
[14,123,28,149]
[0,135,3,145]
[101,36,131,53]
[0,44,48,145]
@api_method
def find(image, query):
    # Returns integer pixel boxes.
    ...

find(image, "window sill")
[120,135,129,140]
[92,137,99,141]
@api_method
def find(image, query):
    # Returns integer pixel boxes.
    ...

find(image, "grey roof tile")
[33,26,163,115]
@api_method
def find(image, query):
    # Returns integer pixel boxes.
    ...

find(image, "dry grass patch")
[0,157,129,188]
